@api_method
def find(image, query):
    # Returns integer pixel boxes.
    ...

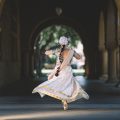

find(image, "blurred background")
[0,0,120,119]
[0,0,120,95]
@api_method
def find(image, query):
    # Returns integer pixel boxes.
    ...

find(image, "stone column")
[98,11,108,80]
[115,46,120,87]
[106,49,117,82]
[99,50,108,80]
[105,0,117,82]
[115,0,120,86]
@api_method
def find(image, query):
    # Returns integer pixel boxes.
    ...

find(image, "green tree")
[37,25,81,50]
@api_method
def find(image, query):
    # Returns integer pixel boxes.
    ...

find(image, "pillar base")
[105,77,118,83]
[115,81,120,87]
[99,74,108,81]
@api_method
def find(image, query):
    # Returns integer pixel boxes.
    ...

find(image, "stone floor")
[0,78,120,120]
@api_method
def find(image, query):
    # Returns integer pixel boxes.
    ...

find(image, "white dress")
[32,49,89,103]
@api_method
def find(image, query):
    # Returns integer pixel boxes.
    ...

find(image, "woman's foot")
[62,100,68,110]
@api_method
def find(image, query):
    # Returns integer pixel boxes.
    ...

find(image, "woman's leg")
[62,100,68,110]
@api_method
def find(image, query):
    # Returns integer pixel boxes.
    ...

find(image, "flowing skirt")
[32,66,89,103]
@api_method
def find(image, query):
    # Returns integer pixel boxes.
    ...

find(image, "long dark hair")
[55,45,65,76]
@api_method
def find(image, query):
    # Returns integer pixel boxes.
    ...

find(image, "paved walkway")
[0,103,120,120]
[0,79,120,120]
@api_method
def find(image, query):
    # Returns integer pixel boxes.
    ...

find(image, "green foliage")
[48,56,56,64]
[36,25,81,50]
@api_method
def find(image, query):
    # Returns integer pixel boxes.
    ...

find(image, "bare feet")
[62,100,68,110]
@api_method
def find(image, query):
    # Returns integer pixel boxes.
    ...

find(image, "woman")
[32,36,89,110]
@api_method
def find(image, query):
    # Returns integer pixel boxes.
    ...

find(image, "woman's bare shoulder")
[65,47,72,51]
[67,48,73,52]
[63,48,72,55]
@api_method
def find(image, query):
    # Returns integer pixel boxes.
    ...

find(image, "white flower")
[58,36,68,45]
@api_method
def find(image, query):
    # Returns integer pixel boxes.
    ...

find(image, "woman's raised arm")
[73,50,82,60]
[45,50,53,55]
[45,49,59,55]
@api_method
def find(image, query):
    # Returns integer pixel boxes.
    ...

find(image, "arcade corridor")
[0,0,120,119]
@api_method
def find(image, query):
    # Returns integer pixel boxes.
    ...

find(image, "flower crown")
[58,36,70,45]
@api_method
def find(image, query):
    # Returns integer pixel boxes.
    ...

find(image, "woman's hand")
[45,50,52,55]
[48,74,54,80]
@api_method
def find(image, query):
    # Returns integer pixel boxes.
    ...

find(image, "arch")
[29,17,85,53]
[28,17,86,80]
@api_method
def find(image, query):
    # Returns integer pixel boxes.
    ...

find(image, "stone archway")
[29,17,87,82]
[33,25,85,81]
